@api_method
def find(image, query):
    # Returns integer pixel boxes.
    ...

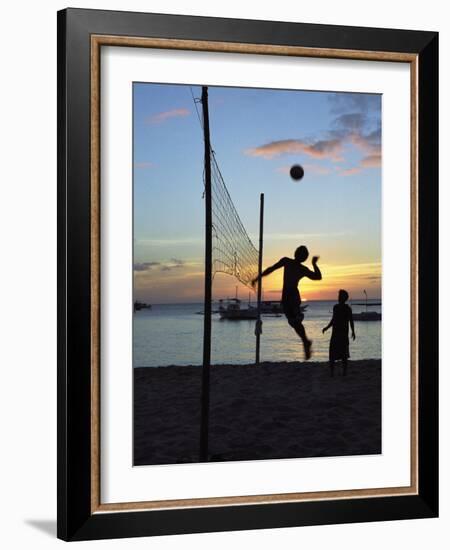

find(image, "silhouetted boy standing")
[322,289,355,376]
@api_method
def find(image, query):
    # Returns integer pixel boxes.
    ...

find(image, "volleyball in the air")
[290,164,305,181]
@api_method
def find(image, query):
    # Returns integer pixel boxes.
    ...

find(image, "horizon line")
[137,297,382,306]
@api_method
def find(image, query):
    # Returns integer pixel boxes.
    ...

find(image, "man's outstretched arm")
[302,256,322,280]
[251,257,287,287]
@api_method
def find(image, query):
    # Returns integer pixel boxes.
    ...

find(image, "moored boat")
[353,310,381,321]
[219,298,258,320]
[134,301,152,312]
[352,290,381,321]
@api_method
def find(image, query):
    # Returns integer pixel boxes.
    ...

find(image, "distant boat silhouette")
[352,290,381,321]
[218,287,258,320]
[134,301,152,312]
[219,297,258,320]
[353,310,381,321]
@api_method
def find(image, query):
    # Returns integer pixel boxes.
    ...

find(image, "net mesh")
[210,151,259,289]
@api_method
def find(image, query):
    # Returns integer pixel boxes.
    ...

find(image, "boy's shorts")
[282,290,304,326]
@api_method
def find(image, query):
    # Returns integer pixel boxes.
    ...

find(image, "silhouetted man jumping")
[252,246,322,360]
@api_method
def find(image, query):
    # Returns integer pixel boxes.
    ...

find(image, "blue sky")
[133,83,381,303]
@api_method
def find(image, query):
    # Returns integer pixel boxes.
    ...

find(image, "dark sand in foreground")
[134,360,381,466]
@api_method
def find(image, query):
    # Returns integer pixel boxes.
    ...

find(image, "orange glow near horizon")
[259,261,381,301]
[254,263,379,302]
[134,259,381,304]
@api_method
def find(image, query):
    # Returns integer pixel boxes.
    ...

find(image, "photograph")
[132,82,383,466]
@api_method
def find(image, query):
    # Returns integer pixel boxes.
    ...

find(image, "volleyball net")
[210,151,259,290]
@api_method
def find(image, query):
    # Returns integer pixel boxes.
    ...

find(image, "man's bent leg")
[289,318,312,360]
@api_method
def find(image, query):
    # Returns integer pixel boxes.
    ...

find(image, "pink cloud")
[348,130,381,158]
[338,152,381,176]
[339,167,362,176]
[135,162,154,169]
[360,153,381,168]
[146,108,190,125]
[245,138,344,162]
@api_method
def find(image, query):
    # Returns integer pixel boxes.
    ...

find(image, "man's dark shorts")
[282,289,304,327]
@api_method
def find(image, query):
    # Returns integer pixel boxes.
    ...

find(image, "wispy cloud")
[246,138,343,161]
[251,231,350,241]
[336,143,381,176]
[133,261,161,272]
[146,108,190,125]
[134,258,189,274]
[361,153,381,168]
[347,128,381,156]
[135,237,202,247]
[134,270,205,303]
[160,259,186,272]
[362,274,382,281]
[339,167,362,176]
[135,161,154,169]
[322,261,382,277]
[170,258,184,266]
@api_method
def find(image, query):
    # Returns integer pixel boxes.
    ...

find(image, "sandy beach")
[134,359,381,466]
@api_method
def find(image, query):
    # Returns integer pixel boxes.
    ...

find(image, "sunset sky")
[133,83,381,303]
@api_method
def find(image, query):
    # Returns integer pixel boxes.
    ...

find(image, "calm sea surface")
[133,300,381,367]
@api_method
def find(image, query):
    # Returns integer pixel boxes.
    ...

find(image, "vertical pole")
[255,193,264,365]
[200,86,212,462]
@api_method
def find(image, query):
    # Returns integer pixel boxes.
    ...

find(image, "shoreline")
[134,359,381,466]
[134,358,381,369]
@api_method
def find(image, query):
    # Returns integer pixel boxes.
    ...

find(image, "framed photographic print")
[57,8,438,541]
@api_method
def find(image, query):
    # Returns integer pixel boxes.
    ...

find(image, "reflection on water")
[134,301,381,367]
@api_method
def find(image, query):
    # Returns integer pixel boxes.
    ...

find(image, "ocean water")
[133,300,381,367]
